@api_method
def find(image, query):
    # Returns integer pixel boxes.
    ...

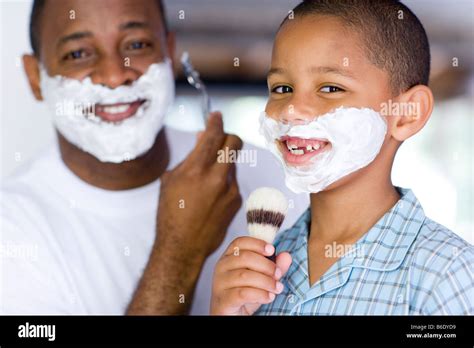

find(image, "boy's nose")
[279,101,316,125]
[90,56,141,88]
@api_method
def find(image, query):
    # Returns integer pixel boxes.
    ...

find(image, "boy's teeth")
[290,149,304,155]
[286,141,326,155]
[286,143,298,150]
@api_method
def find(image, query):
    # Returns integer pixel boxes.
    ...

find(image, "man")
[0,0,308,314]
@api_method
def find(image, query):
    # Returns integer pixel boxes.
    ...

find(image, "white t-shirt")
[0,126,309,315]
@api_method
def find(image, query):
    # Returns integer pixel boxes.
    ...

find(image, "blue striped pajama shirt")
[256,188,474,315]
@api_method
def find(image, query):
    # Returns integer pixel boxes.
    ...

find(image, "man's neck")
[57,130,170,191]
[309,166,400,245]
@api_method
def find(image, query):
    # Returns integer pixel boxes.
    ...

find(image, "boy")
[210,0,473,315]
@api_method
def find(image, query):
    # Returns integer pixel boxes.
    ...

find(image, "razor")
[180,51,211,125]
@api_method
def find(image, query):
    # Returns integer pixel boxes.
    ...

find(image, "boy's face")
[265,15,396,189]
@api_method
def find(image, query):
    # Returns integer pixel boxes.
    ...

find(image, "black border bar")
[0,315,472,346]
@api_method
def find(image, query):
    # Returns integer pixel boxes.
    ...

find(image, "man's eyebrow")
[57,31,93,47]
[119,21,149,30]
[56,21,149,49]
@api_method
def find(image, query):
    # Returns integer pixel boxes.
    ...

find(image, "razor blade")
[180,51,211,125]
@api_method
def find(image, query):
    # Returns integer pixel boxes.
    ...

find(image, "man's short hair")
[282,0,430,94]
[29,0,168,57]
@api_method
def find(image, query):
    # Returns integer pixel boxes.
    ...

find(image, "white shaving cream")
[259,107,387,193]
[39,59,175,163]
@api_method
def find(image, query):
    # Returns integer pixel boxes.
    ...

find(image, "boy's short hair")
[29,0,168,57]
[283,0,430,94]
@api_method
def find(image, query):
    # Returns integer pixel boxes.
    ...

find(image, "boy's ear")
[23,54,43,101]
[389,85,434,142]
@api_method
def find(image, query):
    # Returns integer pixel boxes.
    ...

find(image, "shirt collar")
[351,187,426,271]
[287,187,426,279]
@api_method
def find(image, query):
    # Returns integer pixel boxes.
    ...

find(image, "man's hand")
[127,112,243,315]
[156,112,243,260]
[210,237,292,315]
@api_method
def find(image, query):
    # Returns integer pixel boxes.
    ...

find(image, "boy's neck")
[309,169,400,245]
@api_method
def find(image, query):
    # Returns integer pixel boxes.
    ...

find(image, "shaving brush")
[245,187,289,259]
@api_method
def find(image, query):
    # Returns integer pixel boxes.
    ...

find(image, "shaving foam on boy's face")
[259,107,387,194]
[39,59,175,163]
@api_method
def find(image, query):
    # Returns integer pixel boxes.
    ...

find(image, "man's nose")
[90,56,140,88]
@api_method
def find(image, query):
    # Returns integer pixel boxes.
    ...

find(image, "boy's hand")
[211,237,292,315]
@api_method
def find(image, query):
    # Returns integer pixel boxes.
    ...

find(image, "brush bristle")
[246,209,285,227]
[245,187,288,244]
[245,187,288,214]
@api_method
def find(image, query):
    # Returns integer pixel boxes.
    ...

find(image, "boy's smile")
[277,136,330,166]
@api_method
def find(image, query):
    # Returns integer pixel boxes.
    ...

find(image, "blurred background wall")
[1,0,473,242]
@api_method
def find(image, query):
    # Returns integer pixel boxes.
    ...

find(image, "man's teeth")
[102,104,130,114]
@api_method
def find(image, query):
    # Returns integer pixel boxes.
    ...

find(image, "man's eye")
[319,86,344,93]
[63,49,87,61]
[128,41,150,50]
[271,85,293,94]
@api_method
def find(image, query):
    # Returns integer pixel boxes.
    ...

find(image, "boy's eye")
[319,85,345,93]
[271,85,293,94]
[63,49,88,61]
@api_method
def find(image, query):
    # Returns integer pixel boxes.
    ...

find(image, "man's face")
[29,0,173,123]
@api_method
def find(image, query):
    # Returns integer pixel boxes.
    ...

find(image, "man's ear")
[23,54,43,101]
[389,85,434,142]
[166,31,176,77]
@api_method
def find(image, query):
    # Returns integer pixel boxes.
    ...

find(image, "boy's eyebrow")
[267,67,284,77]
[267,66,357,80]
[311,66,357,79]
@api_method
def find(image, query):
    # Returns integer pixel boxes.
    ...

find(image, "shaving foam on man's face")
[259,107,387,193]
[39,59,175,163]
